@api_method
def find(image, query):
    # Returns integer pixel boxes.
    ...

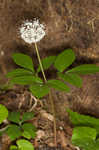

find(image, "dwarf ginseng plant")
[7,18,99,145]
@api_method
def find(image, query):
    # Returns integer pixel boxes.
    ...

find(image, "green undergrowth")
[67,109,99,150]
[0,48,99,149]
[0,106,35,150]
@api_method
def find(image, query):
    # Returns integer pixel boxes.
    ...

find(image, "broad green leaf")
[22,131,31,139]
[58,72,82,88]
[72,138,99,150]
[47,79,70,92]
[6,125,22,141]
[0,104,8,124]
[30,83,50,98]
[37,56,56,73]
[7,69,33,78]
[10,75,43,85]
[10,145,18,150]
[21,112,34,123]
[54,49,75,72]
[72,127,96,142]
[72,126,99,150]
[12,53,34,72]
[67,109,99,134]
[17,139,34,150]
[67,64,99,74]
[22,123,36,139]
[8,112,20,124]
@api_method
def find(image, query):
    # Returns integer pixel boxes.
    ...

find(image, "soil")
[0,0,99,150]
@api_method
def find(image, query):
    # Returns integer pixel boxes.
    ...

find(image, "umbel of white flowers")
[19,19,46,44]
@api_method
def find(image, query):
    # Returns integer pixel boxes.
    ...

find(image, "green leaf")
[72,138,99,150]
[6,125,22,141]
[54,49,75,72]
[67,64,99,74]
[37,56,56,73]
[12,53,34,72]
[10,75,43,85]
[72,136,99,150]
[67,109,99,134]
[22,131,31,139]
[58,72,82,88]
[47,79,70,92]
[30,83,50,98]
[72,126,99,150]
[17,139,34,150]
[22,123,36,139]
[72,127,97,142]
[21,112,34,123]
[7,69,33,78]
[10,145,18,150]
[8,112,20,124]
[0,104,8,124]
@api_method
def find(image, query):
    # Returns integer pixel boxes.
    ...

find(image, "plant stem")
[34,42,57,146]
[34,43,47,83]
[49,90,57,146]
[0,125,9,132]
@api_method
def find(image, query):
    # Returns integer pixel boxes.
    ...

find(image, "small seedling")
[1,111,36,141]
[67,109,99,150]
[0,106,35,150]
[0,111,36,150]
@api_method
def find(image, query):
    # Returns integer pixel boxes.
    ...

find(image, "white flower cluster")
[19,19,46,44]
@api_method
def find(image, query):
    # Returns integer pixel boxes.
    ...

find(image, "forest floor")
[0,85,78,150]
[0,0,99,150]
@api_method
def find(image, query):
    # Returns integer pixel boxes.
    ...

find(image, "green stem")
[34,43,47,83]
[34,42,57,146]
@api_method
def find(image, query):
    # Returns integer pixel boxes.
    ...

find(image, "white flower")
[19,19,46,44]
